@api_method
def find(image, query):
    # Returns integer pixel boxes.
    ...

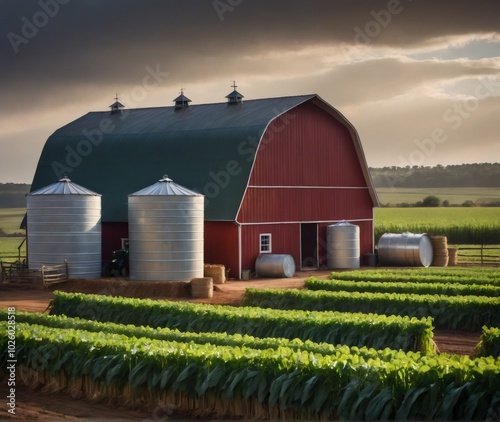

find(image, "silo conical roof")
[129,175,202,196]
[29,177,100,196]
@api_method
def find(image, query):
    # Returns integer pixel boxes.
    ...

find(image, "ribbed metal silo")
[27,177,102,278]
[128,176,204,281]
[327,221,360,269]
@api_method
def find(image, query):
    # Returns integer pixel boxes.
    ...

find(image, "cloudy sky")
[1,0,499,183]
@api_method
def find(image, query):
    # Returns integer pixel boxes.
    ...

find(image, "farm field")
[1,267,499,420]
[0,208,26,261]
[374,207,500,246]
[375,186,500,206]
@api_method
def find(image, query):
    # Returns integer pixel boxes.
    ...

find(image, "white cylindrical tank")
[27,177,102,279]
[128,176,204,281]
[327,221,360,269]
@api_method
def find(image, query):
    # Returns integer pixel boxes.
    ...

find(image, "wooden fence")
[456,245,500,266]
[41,260,69,286]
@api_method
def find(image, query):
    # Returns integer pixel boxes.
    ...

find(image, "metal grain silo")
[378,232,433,267]
[128,176,204,281]
[27,177,102,278]
[327,221,360,269]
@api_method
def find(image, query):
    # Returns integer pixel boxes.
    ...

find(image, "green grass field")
[374,207,499,228]
[0,207,25,234]
[0,208,26,261]
[376,187,500,206]
[374,207,500,245]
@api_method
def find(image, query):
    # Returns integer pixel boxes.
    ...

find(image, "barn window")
[260,234,272,253]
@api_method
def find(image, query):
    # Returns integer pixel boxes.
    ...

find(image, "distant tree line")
[370,163,500,188]
[0,183,30,208]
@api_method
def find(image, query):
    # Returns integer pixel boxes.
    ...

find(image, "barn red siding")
[237,100,375,263]
[240,224,301,272]
[247,101,367,187]
[102,222,129,261]
[238,188,373,223]
[204,221,239,279]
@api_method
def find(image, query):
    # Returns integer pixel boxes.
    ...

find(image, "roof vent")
[226,81,244,105]
[109,94,125,115]
[173,88,191,109]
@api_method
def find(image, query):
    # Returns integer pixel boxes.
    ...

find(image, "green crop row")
[476,327,500,358]
[49,291,434,353]
[242,288,500,331]
[2,322,499,421]
[374,223,500,245]
[0,309,418,362]
[306,277,500,297]
[329,268,500,286]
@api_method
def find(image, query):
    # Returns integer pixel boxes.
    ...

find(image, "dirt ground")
[0,270,481,420]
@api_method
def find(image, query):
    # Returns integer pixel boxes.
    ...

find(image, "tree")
[422,195,441,207]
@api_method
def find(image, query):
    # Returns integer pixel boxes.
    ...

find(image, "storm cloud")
[1,0,499,182]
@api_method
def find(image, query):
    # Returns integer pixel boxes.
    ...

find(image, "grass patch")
[376,187,500,206]
[0,208,25,234]
[374,207,500,244]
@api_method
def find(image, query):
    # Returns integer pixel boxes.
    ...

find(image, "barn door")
[300,223,318,269]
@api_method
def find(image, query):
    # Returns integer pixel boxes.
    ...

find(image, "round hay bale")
[191,277,213,298]
[448,248,459,266]
[431,236,449,267]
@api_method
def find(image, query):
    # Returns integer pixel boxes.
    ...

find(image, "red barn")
[29,91,379,279]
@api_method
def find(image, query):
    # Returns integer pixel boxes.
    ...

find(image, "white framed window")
[260,233,272,253]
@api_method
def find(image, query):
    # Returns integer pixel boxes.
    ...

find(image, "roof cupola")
[226,81,243,105]
[173,88,191,109]
[109,94,125,115]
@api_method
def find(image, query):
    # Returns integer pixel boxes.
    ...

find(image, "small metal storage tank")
[378,233,433,267]
[27,177,102,278]
[128,176,204,281]
[255,254,296,278]
[327,221,360,269]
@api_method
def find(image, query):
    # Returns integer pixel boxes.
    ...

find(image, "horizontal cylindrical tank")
[27,177,102,279]
[128,176,204,281]
[327,221,360,269]
[255,254,295,278]
[378,233,433,267]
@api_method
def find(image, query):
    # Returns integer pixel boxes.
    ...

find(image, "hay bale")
[204,264,226,284]
[191,277,213,298]
[448,248,459,266]
[431,236,449,267]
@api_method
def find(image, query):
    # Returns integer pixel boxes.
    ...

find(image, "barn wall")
[238,100,375,257]
[238,188,373,223]
[247,101,368,187]
[240,224,301,273]
[102,223,129,261]
[204,221,239,279]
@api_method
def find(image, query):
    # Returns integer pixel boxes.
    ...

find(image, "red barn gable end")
[235,99,377,273]
[29,93,378,281]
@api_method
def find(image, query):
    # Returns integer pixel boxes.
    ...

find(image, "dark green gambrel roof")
[30,95,321,222]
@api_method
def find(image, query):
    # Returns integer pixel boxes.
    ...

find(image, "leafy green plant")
[0,308,420,362]
[1,322,499,421]
[243,288,500,331]
[306,277,500,297]
[49,291,434,353]
[475,326,500,358]
[329,268,500,286]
